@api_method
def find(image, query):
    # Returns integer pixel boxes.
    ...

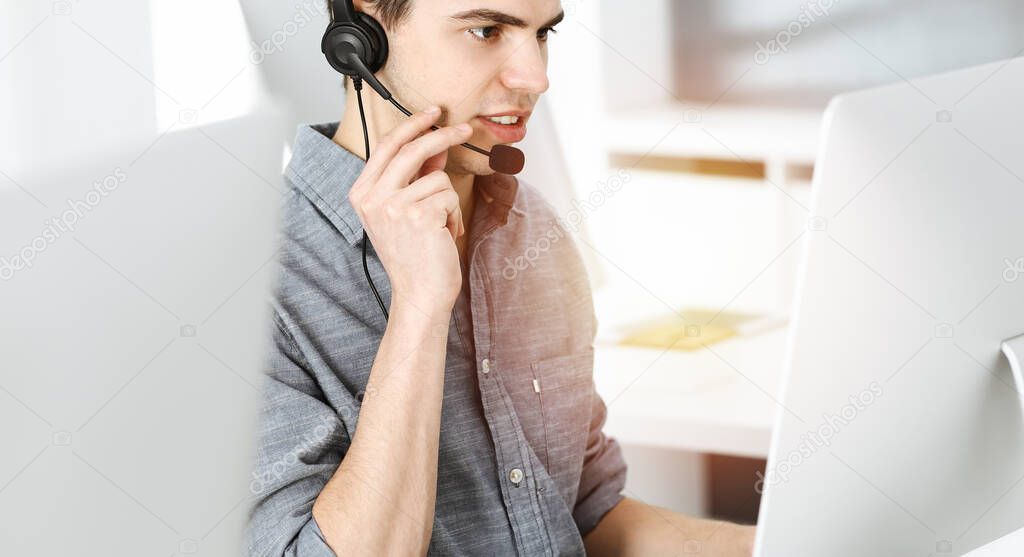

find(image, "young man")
[246,0,755,555]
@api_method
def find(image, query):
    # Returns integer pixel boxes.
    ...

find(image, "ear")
[351,0,372,16]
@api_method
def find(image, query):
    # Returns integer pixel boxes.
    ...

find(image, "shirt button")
[481,358,490,374]
[508,468,524,486]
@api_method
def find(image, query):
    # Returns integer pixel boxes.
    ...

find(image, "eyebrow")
[449,8,565,29]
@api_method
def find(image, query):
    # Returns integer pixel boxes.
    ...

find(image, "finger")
[443,203,463,242]
[417,189,461,241]
[377,124,473,192]
[397,171,466,239]
[352,106,442,193]
[416,147,448,181]
[395,170,453,204]
[451,205,463,241]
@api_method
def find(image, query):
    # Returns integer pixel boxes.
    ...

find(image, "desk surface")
[593,327,789,459]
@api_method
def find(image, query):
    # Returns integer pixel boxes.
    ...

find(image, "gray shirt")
[246,123,627,556]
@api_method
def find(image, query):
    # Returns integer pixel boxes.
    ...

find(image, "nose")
[499,38,550,95]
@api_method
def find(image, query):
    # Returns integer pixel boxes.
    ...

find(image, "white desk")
[593,328,789,459]
[966,527,1024,556]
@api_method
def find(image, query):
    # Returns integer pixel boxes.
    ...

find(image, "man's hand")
[347,106,474,314]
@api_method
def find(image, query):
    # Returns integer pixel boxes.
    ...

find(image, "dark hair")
[328,0,412,30]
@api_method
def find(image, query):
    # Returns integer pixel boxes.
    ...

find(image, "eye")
[468,26,501,42]
[538,27,558,42]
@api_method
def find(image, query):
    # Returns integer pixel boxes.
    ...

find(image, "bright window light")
[149,0,262,130]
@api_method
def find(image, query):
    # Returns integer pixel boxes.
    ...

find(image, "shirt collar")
[285,122,521,246]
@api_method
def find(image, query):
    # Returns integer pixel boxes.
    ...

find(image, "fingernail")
[456,123,472,133]
[425,105,440,115]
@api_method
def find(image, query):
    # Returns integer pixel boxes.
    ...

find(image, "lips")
[475,110,531,144]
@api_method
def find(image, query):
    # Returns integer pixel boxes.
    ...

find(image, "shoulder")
[511,177,561,223]
[505,177,572,247]
[271,178,369,322]
[501,177,591,289]
[487,176,598,341]
[275,182,352,273]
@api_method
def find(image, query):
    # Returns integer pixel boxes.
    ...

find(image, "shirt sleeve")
[572,381,628,537]
[245,313,348,557]
[563,227,629,537]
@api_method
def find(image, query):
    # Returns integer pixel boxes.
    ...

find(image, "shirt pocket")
[529,347,595,504]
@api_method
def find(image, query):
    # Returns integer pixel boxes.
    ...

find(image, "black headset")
[321,0,390,96]
[321,0,526,321]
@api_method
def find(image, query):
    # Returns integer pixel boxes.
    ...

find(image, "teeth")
[486,115,520,125]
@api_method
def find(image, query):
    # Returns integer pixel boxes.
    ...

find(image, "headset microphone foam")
[487,144,526,176]
[323,1,526,175]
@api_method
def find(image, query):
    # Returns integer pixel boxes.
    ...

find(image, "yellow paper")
[617,309,758,351]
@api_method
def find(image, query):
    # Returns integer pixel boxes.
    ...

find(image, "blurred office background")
[1,0,1023,554]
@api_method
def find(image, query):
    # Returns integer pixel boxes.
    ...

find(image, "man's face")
[376,0,563,176]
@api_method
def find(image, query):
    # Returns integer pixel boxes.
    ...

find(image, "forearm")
[583,497,754,557]
[312,299,450,556]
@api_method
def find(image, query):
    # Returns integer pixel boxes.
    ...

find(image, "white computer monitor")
[0,107,284,554]
[755,57,1024,556]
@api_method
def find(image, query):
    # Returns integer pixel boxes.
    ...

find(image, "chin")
[447,153,493,177]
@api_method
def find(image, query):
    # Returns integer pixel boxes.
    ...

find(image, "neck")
[333,79,477,260]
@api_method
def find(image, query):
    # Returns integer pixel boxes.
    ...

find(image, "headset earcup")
[321,24,364,76]
[321,13,389,77]
[354,12,389,73]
